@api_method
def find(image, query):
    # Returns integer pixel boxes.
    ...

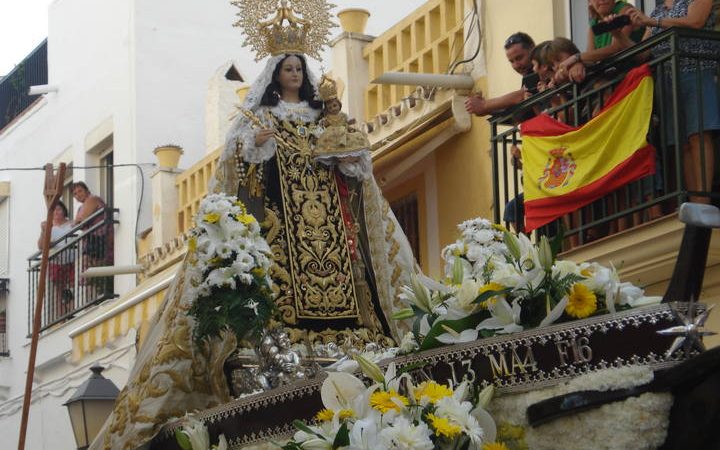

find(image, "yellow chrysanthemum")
[188,237,197,253]
[369,390,409,413]
[234,200,247,213]
[492,223,507,233]
[237,213,256,225]
[203,212,221,224]
[580,268,593,277]
[208,257,223,266]
[478,282,504,308]
[482,442,511,450]
[315,408,334,422]
[498,423,526,441]
[252,267,266,277]
[414,381,453,404]
[338,409,355,420]
[426,413,462,439]
[565,283,597,319]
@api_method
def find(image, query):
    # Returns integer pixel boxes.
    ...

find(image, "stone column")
[150,145,182,249]
[330,9,374,122]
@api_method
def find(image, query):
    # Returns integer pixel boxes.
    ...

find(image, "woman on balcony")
[37,201,74,317]
[630,0,720,203]
[558,0,646,82]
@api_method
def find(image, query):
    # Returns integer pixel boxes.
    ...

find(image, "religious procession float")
[89,1,719,449]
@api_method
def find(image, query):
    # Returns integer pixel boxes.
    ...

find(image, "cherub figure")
[257,326,306,388]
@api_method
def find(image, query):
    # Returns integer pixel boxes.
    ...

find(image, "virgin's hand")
[255,129,274,146]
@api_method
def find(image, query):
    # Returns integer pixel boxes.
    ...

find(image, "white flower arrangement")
[175,415,228,450]
[282,356,502,450]
[396,218,662,351]
[186,193,276,343]
[488,366,672,450]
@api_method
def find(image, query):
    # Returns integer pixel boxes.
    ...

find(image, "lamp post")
[63,364,119,450]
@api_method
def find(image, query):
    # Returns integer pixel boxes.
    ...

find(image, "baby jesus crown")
[318,74,338,101]
[231,0,336,61]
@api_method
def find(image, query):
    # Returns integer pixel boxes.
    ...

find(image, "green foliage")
[332,423,350,449]
[174,429,192,450]
[189,273,275,344]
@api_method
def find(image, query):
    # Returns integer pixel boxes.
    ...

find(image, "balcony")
[0,332,7,357]
[27,207,118,333]
[0,40,48,132]
[490,28,720,248]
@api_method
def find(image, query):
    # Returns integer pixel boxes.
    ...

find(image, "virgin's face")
[590,0,614,17]
[276,56,303,94]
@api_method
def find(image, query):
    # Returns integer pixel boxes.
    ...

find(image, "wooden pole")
[17,163,66,450]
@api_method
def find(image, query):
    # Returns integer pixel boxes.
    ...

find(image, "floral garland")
[395,218,662,350]
[186,193,275,343]
[282,356,506,450]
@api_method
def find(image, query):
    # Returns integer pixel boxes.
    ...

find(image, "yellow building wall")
[435,117,492,251]
[483,0,566,98]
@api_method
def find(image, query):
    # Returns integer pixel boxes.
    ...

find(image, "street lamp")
[63,364,120,450]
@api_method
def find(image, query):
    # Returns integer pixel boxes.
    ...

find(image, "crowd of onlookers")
[466,0,720,242]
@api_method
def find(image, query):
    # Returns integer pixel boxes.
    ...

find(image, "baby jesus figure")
[314,76,371,166]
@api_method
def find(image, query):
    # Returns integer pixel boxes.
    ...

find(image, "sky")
[0,0,427,77]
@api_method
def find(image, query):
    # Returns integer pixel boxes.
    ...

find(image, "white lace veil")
[211,53,321,192]
[241,53,321,112]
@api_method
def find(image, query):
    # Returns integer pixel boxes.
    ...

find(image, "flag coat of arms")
[520,64,656,232]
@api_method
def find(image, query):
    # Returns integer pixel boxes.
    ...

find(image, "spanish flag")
[521,64,656,232]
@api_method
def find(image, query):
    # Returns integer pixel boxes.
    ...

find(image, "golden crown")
[317,74,338,101]
[231,0,336,61]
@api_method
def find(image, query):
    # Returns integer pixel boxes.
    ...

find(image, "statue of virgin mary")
[90,2,417,448]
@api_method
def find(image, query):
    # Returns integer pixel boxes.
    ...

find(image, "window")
[99,150,113,208]
[61,163,74,220]
[390,193,421,265]
[0,198,8,277]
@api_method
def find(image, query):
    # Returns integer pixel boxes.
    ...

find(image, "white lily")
[321,371,367,411]
[435,325,479,344]
[180,416,210,450]
[538,296,569,328]
[476,298,523,334]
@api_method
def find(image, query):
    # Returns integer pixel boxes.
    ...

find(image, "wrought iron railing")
[0,40,48,132]
[490,27,720,248]
[27,207,118,333]
[0,332,7,357]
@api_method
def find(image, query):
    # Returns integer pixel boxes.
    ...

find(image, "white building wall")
[0,0,251,447]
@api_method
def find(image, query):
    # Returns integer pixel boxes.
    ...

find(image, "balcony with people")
[27,194,117,333]
[489,9,720,256]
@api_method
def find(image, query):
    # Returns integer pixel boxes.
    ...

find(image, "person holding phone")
[465,32,535,116]
[557,0,645,82]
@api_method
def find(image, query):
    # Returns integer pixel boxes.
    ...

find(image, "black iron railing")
[27,207,118,333]
[0,332,7,357]
[490,27,720,248]
[0,40,48,132]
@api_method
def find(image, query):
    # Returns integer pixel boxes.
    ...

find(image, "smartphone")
[591,15,631,35]
[522,72,540,95]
